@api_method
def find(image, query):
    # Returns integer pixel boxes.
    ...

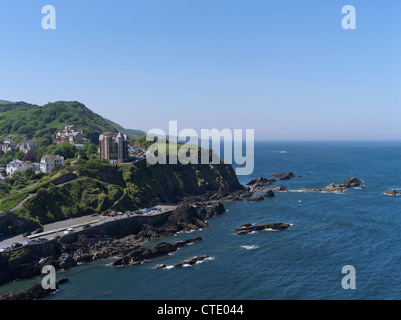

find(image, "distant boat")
[279,151,287,154]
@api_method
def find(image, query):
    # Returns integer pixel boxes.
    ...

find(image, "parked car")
[64,228,74,235]
[23,231,32,237]
[0,247,12,252]
[37,238,48,243]
[33,228,44,234]
[24,239,37,245]
[11,243,23,249]
[82,224,91,229]
[105,212,116,217]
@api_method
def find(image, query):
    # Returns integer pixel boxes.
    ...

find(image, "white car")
[64,228,75,235]
[0,247,12,252]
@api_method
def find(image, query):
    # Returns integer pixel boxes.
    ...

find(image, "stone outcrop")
[268,186,288,192]
[234,223,291,235]
[385,190,401,196]
[246,196,265,202]
[270,172,296,180]
[302,177,364,193]
[173,255,209,268]
[264,190,275,198]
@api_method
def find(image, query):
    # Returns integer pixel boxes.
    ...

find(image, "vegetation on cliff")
[9,157,242,226]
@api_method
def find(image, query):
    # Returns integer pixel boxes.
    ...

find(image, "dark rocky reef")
[302,177,364,193]
[156,255,210,269]
[173,255,210,268]
[234,223,291,235]
[112,237,203,267]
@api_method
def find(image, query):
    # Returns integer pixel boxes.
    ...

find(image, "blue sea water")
[1,141,401,300]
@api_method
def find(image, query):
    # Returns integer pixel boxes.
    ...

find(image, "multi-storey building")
[99,132,128,164]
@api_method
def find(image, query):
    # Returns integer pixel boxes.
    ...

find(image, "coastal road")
[0,205,178,250]
[0,214,128,249]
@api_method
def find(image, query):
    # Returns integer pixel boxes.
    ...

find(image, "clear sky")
[0,0,400,140]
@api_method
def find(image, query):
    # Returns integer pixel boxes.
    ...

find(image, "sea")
[1,141,401,300]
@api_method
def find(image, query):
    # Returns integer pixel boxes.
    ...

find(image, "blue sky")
[0,0,400,140]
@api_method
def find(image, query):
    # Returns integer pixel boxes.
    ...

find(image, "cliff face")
[0,212,40,237]
[12,161,244,226]
[114,160,244,210]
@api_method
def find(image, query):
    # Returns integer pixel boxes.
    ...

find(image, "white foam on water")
[241,245,259,250]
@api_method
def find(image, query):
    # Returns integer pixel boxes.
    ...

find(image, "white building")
[6,159,40,175]
[6,159,23,175]
[40,155,65,173]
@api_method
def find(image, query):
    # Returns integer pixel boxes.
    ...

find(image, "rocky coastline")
[0,201,231,299]
[0,169,372,300]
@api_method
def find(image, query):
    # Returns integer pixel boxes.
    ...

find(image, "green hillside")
[106,119,146,140]
[0,101,145,143]
[0,100,11,105]
[10,157,242,225]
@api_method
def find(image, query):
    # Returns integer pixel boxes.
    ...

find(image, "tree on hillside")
[42,142,78,160]
[38,134,54,148]
[0,148,25,166]
[23,150,37,162]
